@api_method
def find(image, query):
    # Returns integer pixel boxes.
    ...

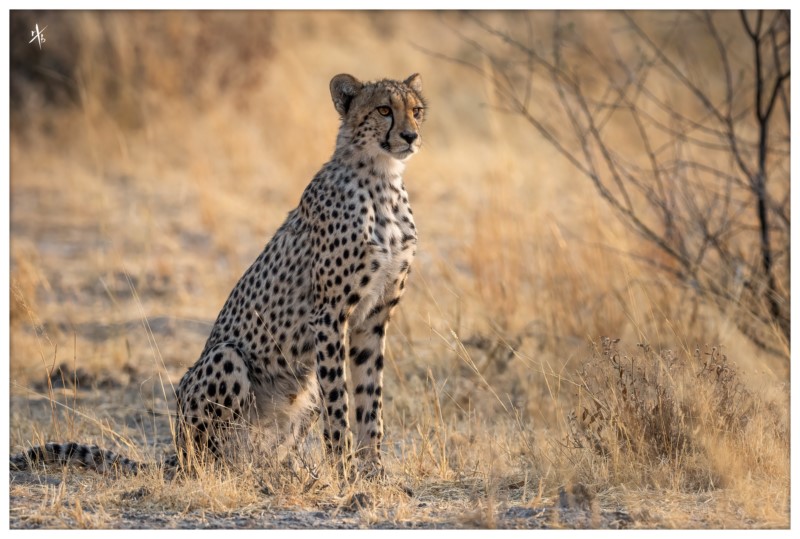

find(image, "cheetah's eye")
[376,106,392,117]
[412,107,424,120]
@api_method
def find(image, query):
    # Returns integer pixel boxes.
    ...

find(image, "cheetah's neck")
[332,140,408,182]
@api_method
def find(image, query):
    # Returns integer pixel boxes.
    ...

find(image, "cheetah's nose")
[400,131,418,144]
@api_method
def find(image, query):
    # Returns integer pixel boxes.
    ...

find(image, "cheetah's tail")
[10,442,144,475]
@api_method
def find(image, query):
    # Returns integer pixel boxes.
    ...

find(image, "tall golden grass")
[9,11,789,527]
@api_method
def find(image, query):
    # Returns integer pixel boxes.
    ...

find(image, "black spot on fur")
[354,348,372,365]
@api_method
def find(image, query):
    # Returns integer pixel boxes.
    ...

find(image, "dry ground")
[7,11,790,529]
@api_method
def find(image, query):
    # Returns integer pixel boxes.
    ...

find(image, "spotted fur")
[11,73,426,478]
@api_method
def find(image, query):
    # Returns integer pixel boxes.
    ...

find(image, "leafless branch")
[426,10,789,352]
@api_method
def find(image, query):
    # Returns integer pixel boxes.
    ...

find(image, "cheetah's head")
[330,73,426,162]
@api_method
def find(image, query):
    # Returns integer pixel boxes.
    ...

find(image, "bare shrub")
[426,10,790,354]
[568,338,689,465]
[567,337,787,491]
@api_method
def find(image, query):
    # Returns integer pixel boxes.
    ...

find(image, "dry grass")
[8,10,790,529]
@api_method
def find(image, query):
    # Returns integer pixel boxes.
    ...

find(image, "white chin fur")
[374,151,408,177]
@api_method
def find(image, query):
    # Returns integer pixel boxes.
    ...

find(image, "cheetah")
[11,73,426,479]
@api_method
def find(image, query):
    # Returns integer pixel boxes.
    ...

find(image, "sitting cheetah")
[11,73,426,478]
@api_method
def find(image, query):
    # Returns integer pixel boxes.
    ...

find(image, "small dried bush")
[567,337,787,492]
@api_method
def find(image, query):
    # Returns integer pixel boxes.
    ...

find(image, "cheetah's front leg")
[312,306,352,468]
[348,271,410,476]
[348,309,387,472]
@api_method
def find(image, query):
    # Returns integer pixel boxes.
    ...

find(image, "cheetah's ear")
[403,73,422,95]
[330,74,363,116]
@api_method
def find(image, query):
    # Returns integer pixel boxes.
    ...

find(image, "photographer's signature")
[29,23,46,49]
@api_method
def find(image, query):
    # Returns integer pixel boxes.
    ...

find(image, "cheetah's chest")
[351,191,416,326]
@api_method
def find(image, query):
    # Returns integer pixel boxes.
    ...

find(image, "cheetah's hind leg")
[273,382,323,477]
[174,343,255,472]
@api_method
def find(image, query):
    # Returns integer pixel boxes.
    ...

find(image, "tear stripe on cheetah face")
[10,73,425,479]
